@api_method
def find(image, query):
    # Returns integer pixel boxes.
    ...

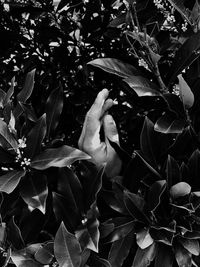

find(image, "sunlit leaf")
[178,74,194,109]
[20,173,48,214]
[179,237,200,256]
[0,170,26,194]
[174,243,192,267]
[88,58,139,78]
[0,119,18,150]
[132,243,157,267]
[136,229,154,249]
[31,145,91,170]
[11,250,42,267]
[170,182,191,199]
[123,76,161,97]
[54,222,81,267]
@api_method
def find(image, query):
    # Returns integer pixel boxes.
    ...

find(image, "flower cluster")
[15,138,31,170]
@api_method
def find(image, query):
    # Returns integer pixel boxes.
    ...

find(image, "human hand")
[78,89,122,178]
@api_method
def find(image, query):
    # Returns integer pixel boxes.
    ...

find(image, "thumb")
[103,114,119,144]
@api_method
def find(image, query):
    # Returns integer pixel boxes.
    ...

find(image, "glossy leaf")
[179,238,200,256]
[123,76,161,97]
[0,118,18,150]
[54,222,81,267]
[88,58,139,78]
[174,244,192,267]
[4,76,15,106]
[14,69,36,118]
[7,216,25,250]
[167,31,200,85]
[123,190,149,224]
[170,182,191,199]
[0,170,26,194]
[154,112,185,134]
[25,114,47,158]
[132,243,157,267]
[155,244,174,267]
[187,149,200,190]
[20,173,48,214]
[136,229,154,249]
[46,84,63,139]
[31,145,91,170]
[76,206,99,253]
[104,217,134,243]
[84,164,105,210]
[52,192,80,231]
[11,250,42,267]
[0,89,6,108]
[0,222,6,246]
[166,155,181,188]
[178,74,194,109]
[34,242,54,265]
[17,69,36,102]
[57,167,83,214]
[149,227,174,246]
[147,180,166,211]
[108,232,134,267]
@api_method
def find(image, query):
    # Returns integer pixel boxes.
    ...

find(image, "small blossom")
[18,138,27,149]
[138,58,150,70]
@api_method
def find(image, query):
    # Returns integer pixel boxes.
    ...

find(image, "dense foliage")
[2,0,200,266]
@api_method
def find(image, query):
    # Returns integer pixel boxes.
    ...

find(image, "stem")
[154,63,168,93]
[131,1,141,32]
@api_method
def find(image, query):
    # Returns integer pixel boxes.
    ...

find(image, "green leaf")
[18,69,36,102]
[0,89,6,108]
[174,243,192,267]
[104,217,134,243]
[31,145,91,170]
[4,76,15,106]
[0,170,26,194]
[0,222,6,247]
[14,69,36,118]
[132,243,157,267]
[135,151,161,178]
[166,32,200,85]
[178,74,194,109]
[166,155,181,188]
[20,173,48,214]
[34,242,54,265]
[179,238,200,256]
[136,229,154,249]
[87,58,139,78]
[170,182,191,199]
[25,114,47,159]
[150,226,175,246]
[155,244,173,267]
[46,84,63,139]
[123,190,150,224]
[19,102,37,122]
[187,149,200,190]
[57,167,84,214]
[7,216,25,250]
[154,112,185,134]
[108,231,134,267]
[147,180,166,211]
[11,250,42,267]
[0,119,18,150]
[76,205,100,253]
[83,164,105,210]
[52,192,80,231]
[123,77,161,97]
[54,222,81,267]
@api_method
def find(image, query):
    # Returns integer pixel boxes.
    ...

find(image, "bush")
[1,0,200,266]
